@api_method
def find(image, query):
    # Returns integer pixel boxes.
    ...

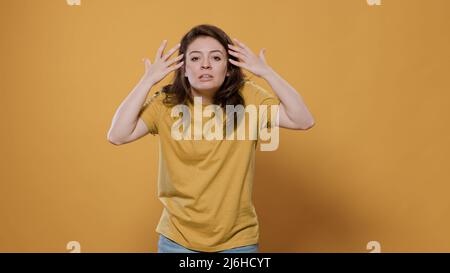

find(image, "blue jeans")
[157,234,259,253]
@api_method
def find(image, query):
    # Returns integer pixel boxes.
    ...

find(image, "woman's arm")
[228,38,315,130]
[261,67,315,130]
[107,76,154,145]
[107,40,184,145]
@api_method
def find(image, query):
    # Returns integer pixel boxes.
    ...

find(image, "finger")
[166,54,184,66]
[228,50,247,61]
[166,60,184,73]
[228,44,248,58]
[154,39,168,61]
[233,38,251,52]
[259,48,267,63]
[229,58,248,70]
[162,43,181,61]
[142,58,151,64]
[228,44,246,54]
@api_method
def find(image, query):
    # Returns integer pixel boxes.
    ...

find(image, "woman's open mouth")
[199,74,214,82]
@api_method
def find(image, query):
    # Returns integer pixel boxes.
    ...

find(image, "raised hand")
[142,40,184,84]
[227,38,272,78]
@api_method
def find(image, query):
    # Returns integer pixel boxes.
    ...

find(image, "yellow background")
[1,0,449,252]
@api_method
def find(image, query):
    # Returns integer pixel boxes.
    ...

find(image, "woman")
[107,24,315,253]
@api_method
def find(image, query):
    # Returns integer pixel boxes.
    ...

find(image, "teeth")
[201,75,212,78]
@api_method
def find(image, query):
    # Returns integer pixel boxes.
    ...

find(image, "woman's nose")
[201,60,211,69]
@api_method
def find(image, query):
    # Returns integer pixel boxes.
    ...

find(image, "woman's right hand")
[142,40,184,85]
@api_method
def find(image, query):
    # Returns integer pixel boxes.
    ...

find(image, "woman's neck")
[190,87,216,105]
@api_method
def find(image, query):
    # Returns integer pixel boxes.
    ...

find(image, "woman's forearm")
[107,75,155,143]
[262,67,315,129]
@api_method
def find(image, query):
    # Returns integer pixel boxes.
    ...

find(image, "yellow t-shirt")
[139,80,280,252]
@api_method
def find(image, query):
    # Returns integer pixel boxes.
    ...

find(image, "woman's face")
[184,36,229,93]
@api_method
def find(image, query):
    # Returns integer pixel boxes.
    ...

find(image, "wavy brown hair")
[161,24,246,109]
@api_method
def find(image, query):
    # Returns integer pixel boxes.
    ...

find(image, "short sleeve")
[245,80,281,129]
[138,90,164,135]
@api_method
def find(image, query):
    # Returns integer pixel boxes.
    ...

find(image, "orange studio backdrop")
[1,0,450,252]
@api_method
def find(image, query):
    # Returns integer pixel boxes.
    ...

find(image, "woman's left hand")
[228,38,272,78]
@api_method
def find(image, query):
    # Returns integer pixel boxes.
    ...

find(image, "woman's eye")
[190,56,221,61]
